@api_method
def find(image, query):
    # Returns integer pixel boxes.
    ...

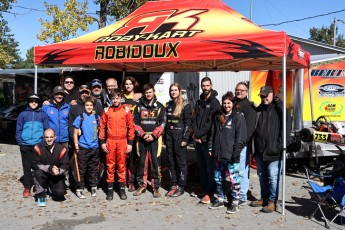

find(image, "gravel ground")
[0,143,344,230]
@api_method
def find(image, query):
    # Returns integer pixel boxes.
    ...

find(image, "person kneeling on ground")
[32,128,69,207]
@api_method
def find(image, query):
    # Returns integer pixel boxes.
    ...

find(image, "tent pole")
[282,56,287,216]
[34,65,38,94]
[307,69,314,121]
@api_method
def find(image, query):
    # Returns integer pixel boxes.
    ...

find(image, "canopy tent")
[34,0,311,215]
[34,0,309,72]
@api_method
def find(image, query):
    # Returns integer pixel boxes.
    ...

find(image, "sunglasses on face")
[260,95,268,99]
[29,100,38,103]
[64,81,74,84]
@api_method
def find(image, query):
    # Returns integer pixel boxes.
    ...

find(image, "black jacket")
[32,142,69,175]
[133,96,166,139]
[253,100,292,161]
[209,111,247,163]
[166,100,192,142]
[192,90,221,143]
[236,97,256,144]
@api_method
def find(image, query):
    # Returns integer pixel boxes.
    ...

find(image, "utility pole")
[333,17,345,46]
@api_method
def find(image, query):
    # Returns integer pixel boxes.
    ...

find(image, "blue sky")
[4,0,345,58]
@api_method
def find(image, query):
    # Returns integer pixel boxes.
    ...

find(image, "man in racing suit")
[133,83,166,198]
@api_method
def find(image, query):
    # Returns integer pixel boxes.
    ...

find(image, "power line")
[260,8,345,26]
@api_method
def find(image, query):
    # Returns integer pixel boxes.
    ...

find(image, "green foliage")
[37,0,95,43]
[13,47,34,69]
[0,0,20,68]
[93,0,149,22]
[309,22,345,47]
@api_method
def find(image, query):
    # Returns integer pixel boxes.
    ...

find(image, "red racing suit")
[99,104,135,183]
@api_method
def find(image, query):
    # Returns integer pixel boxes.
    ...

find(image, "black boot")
[119,183,127,200]
[106,183,114,201]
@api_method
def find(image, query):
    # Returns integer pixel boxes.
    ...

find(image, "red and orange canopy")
[34,0,310,72]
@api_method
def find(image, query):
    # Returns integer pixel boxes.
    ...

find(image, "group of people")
[16,75,291,215]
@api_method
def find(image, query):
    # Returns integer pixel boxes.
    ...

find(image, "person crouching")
[33,129,69,207]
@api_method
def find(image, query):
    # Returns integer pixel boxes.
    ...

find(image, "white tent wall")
[199,71,251,101]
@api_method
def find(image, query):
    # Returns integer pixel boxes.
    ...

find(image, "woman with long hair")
[121,76,140,192]
[208,91,247,214]
[165,83,192,197]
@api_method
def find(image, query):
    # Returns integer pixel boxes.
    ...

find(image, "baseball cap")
[53,85,65,95]
[259,85,273,96]
[27,94,41,101]
[91,79,102,87]
[79,85,91,92]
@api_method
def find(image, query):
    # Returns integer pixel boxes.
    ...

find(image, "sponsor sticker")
[318,84,345,97]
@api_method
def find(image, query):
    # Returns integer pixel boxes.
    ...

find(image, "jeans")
[239,146,249,201]
[195,142,216,196]
[255,152,282,202]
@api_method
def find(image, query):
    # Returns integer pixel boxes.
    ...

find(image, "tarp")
[34,0,310,72]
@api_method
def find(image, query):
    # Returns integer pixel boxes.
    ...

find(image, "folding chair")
[328,177,345,227]
[304,166,345,228]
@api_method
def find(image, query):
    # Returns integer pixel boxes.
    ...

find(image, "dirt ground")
[0,143,344,230]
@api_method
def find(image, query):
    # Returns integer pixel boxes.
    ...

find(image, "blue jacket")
[16,107,49,146]
[42,102,70,143]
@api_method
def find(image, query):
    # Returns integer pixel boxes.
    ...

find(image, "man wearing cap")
[91,79,109,108]
[16,94,49,198]
[250,85,291,213]
[68,85,103,140]
[42,86,70,148]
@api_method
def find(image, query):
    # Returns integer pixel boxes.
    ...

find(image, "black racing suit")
[165,100,192,187]
[122,94,140,186]
[32,142,69,197]
[133,96,166,189]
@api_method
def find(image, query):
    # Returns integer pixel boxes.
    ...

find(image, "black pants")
[137,137,162,189]
[33,169,66,196]
[20,145,35,188]
[73,147,99,189]
[165,129,188,187]
[195,142,216,196]
[127,138,138,185]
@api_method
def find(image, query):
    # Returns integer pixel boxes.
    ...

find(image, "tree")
[37,0,95,43]
[0,0,20,68]
[13,47,34,69]
[309,22,345,48]
[94,0,149,22]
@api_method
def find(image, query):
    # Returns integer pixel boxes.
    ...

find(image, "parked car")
[0,104,27,141]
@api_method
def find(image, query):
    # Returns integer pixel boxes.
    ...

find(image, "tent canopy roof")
[34,0,310,72]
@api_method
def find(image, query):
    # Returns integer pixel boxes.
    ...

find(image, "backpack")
[78,112,99,138]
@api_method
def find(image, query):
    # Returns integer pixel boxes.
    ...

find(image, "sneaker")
[165,186,178,197]
[209,199,224,209]
[153,188,161,198]
[23,188,31,198]
[133,186,146,196]
[76,189,86,199]
[106,189,113,201]
[249,199,266,207]
[190,192,206,199]
[37,197,47,207]
[91,187,97,197]
[239,200,247,206]
[226,201,239,214]
[171,186,184,198]
[199,194,211,204]
[128,184,136,192]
